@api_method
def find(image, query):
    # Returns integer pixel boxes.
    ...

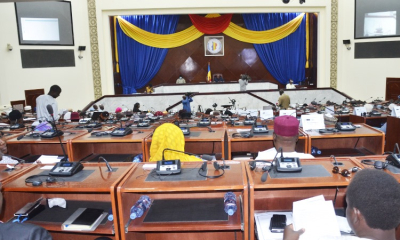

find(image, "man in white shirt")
[255,115,313,160]
[239,74,248,91]
[36,85,62,122]
[176,75,186,84]
[286,79,296,89]
[284,169,400,240]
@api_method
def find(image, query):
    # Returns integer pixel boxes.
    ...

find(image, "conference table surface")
[304,123,384,156]
[5,130,88,159]
[0,164,36,184]
[70,129,154,161]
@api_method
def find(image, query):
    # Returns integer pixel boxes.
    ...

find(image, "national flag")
[207,62,211,82]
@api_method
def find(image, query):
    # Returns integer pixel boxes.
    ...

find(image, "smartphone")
[269,214,287,233]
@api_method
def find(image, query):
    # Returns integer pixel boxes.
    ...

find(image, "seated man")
[255,116,313,160]
[176,75,186,84]
[284,169,400,240]
[286,79,296,89]
[149,123,202,162]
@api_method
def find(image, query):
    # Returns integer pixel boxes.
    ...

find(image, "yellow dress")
[149,123,201,162]
[146,86,154,93]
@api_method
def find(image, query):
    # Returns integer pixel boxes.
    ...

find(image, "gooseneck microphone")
[162,148,213,161]
[46,104,68,162]
[98,156,115,172]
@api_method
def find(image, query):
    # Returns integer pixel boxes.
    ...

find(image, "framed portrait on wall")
[204,36,224,56]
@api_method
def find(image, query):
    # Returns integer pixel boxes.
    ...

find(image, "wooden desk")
[144,128,226,162]
[117,161,248,240]
[349,114,388,128]
[305,124,384,157]
[1,162,134,240]
[352,155,400,181]
[246,157,363,240]
[385,116,400,152]
[0,130,26,141]
[70,130,153,161]
[6,130,88,159]
[226,128,307,160]
[0,164,35,185]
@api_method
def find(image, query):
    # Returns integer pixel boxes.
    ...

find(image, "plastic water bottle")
[224,192,237,216]
[130,195,152,220]
[311,146,322,155]
[107,209,114,221]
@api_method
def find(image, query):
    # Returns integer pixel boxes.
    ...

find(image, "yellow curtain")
[114,16,120,73]
[223,13,305,44]
[116,13,305,48]
[117,16,204,48]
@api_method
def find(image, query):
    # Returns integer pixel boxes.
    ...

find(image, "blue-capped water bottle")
[224,192,237,216]
[130,195,152,220]
[107,208,114,221]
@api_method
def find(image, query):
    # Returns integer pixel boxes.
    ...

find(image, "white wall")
[0,0,93,111]
[337,0,400,101]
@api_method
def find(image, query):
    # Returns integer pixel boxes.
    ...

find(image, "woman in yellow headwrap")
[149,123,202,162]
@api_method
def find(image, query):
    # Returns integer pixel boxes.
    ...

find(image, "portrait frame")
[204,36,224,56]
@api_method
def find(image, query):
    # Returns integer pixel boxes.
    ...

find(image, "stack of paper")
[292,195,341,239]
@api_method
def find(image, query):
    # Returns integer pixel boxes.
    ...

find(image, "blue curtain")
[116,15,179,94]
[242,13,306,85]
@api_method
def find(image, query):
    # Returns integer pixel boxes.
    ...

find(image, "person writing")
[36,85,62,122]
[149,123,202,162]
[182,94,193,113]
[278,89,290,110]
[8,110,24,128]
[283,168,400,240]
[286,79,296,89]
[255,115,313,160]
[176,75,186,84]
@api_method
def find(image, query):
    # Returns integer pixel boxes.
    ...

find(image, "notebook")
[62,208,107,231]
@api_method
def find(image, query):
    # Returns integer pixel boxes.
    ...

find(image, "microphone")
[162,148,213,161]
[207,126,215,132]
[98,156,116,172]
[331,155,342,166]
[46,105,68,162]
[46,104,54,116]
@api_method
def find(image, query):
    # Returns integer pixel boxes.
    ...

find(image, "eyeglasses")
[332,166,361,177]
